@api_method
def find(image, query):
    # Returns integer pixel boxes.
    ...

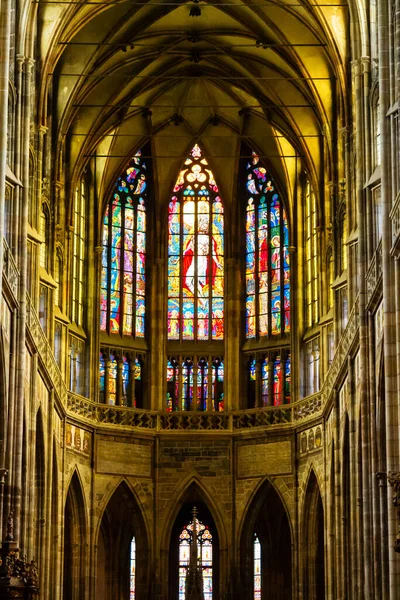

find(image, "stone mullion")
[379,0,400,593]
[207,357,213,412]
[225,258,241,409]
[255,359,261,408]
[129,355,136,408]
[268,354,274,407]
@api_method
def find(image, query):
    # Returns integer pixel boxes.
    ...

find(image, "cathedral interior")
[0,0,399,595]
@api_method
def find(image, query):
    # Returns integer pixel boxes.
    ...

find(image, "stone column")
[352,55,374,599]
[149,258,166,410]
[0,0,12,301]
[225,258,241,410]
[378,0,400,593]
[12,57,34,547]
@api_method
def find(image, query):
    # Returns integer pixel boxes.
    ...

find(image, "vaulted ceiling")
[38,0,349,219]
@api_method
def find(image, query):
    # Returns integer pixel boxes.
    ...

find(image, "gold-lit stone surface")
[96,438,152,476]
[237,440,292,477]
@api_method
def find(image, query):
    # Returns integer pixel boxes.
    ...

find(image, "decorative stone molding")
[366,240,382,307]
[390,191,400,258]
[2,239,19,303]
[0,514,39,599]
[299,425,323,456]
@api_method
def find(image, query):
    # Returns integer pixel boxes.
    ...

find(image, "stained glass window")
[100,151,147,337]
[130,537,136,600]
[99,350,143,406]
[178,515,212,600]
[254,535,261,600]
[245,152,290,338]
[166,356,224,411]
[247,351,290,406]
[305,181,318,326]
[72,180,86,326]
[168,144,224,342]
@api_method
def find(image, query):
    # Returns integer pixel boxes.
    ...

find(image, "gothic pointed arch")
[63,470,88,600]
[301,469,325,600]
[240,478,293,600]
[96,480,149,600]
[166,481,222,600]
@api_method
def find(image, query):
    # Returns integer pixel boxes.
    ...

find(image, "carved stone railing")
[390,190,400,257]
[232,406,292,429]
[68,393,292,432]
[292,393,322,422]
[321,297,359,408]
[26,293,67,407]
[2,239,19,302]
[160,411,231,431]
[366,239,382,305]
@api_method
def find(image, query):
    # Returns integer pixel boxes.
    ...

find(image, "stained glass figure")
[261,357,269,406]
[182,358,194,411]
[109,354,117,405]
[285,354,291,404]
[248,358,256,408]
[212,357,224,411]
[168,145,224,342]
[99,353,105,403]
[245,152,290,338]
[130,537,136,600]
[273,354,282,406]
[100,151,147,337]
[254,535,261,600]
[167,357,179,411]
[178,514,213,600]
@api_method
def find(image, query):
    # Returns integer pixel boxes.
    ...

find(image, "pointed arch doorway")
[169,499,219,600]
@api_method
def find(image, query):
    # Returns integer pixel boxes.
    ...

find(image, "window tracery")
[100,151,147,337]
[166,356,224,412]
[246,350,290,407]
[245,152,290,338]
[254,534,261,599]
[178,515,212,600]
[168,144,224,342]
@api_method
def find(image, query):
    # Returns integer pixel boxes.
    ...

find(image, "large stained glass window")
[245,153,290,338]
[100,151,147,337]
[130,537,136,599]
[168,144,224,342]
[254,535,261,600]
[178,515,212,600]
[166,355,224,411]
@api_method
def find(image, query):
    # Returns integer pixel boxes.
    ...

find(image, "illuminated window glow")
[100,151,147,337]
[179,515,212,600]
[168,144,224,342]
[130,537,136,599]
[245,152,290,338]
[254,535,261,600]
[72,181,86,326]
[166,356,224,411]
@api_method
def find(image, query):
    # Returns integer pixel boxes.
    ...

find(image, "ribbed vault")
[37,0,349,220]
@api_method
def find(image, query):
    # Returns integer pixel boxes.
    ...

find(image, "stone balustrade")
[26,292,359,433]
